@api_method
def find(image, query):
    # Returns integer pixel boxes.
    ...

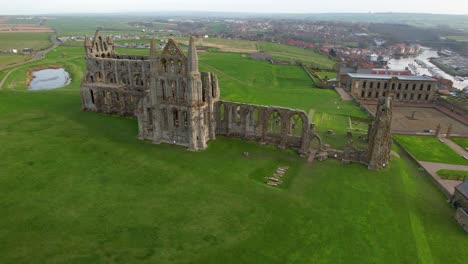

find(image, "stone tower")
[137,37,219,150]
[85,30,115,58]
[367,97,393,170]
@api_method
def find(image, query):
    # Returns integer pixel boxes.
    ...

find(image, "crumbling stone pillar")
[367,97,393,170]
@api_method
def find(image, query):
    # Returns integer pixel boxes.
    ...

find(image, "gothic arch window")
[106,72,115,83]
[252,108,259,127]
[171,80,176,99]
[172,109,179,127]
[146,76,150,87]
[120,74,129,85]
[95,72,103,82]
[181,81,186,102]
[133,74,143,86]
[169,59,175,73]
[220,103,225,121]
[90,89,95,104]
[202,84,206,102]
[183,111,188,128]
[161,80,166,100]
[177,60,183,74]
[289,114,303,136]
[161,58,167,73]
[162,108,168,130]
[235,106,241,125]
[268,111,282,134]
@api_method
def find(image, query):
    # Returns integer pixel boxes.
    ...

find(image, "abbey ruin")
[80,31,393,169]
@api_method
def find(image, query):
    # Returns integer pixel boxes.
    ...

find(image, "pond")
[29,68,71,90]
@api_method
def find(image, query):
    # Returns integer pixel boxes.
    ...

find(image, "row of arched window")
[160,58,185,74]
[219,103,305,136]
[161,108,189,130]
[160,79,186,102]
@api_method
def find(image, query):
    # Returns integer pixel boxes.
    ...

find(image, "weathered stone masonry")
[80,31,392,170]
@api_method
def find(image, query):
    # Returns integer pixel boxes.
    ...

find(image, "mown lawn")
[0,88,467,263]
[451,137,468,149]
[393,135,468,165]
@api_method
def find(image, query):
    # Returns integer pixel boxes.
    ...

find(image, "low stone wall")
[215,101,313,154]
[454,208,468,233]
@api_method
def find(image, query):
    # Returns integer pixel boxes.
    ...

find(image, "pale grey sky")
[2,0,468,15]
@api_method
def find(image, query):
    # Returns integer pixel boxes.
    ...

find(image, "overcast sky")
[2,0,468,15]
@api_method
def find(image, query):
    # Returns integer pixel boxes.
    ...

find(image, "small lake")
[29,68,71,90]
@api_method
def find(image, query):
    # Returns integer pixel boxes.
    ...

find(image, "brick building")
[346,73,437,103]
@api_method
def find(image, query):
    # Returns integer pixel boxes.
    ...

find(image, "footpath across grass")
[437,169,468,181]
[451,137,468,149]
[393,135,468,165]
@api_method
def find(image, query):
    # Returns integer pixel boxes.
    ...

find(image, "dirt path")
[334,87,353,101]
[419,161,467,195]
[442,138,468,157]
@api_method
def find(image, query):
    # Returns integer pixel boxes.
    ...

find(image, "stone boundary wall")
[435,98,468,125]
[215,101,312,154]
[302,65,317,83]
[454,208,468,233]
[392,137,452,198]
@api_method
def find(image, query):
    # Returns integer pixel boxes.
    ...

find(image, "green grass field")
[437,169,468,181]
[393,135,468,165]
[0,54,31,68]
[257,42,335,69]
[451,137,468,149]
[0,38,467,263]
[0,32,52,51]
[1,46,361,149]
[0,89,467,263]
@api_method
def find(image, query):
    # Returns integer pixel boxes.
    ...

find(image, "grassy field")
[0,39,467,263]
[451,137,468,149]
[198,52,367,148]
[1,46,361,149]
[437,169,468,181]
[257,42,335,69]
[0,89,467,263]
[174,37,258,53]
[393,135,468,165]
[0,54,31,68]
[0,32,52,51]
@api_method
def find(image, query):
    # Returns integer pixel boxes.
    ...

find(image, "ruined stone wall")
[81,56,152,117]
[452,190,468,209]
[215,101,311,154]
[454,208,468,233]
[367,97,393,170]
